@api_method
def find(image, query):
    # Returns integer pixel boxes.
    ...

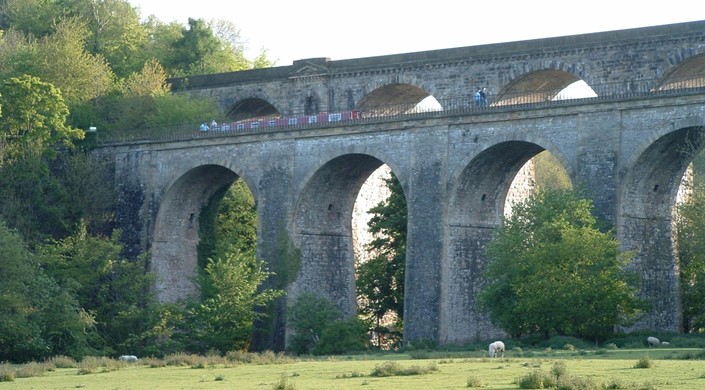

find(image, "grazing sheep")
[488,341,505,358]
[119,355,138,362]
[661,341,670,345]
[647,336,660,347]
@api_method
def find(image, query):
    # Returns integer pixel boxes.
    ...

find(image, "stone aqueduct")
[98,20,705,349]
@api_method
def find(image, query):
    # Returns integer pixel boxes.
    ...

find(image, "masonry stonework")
[97,20,705,349]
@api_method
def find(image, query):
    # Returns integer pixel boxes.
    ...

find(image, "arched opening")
[493,70,597,107]
[357,84,439,117]
[292,154,407,347]
[657,53,705,91]
[151,165,246,303]
[444,141,569,343]
[226,98,280,121]
[620,125,705,331]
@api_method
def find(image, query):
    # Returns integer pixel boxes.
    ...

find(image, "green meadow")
[2,348,704,390]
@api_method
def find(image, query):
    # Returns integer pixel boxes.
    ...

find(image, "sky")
[127,0,704,67]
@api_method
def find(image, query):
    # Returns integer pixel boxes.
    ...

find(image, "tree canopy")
[675,181,705,333]
[478,188,644,341]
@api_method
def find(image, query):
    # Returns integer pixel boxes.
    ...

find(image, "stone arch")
[442,140,573,343]
[619,123,705,331]
[226,97,281,121]
[657,53,705,91]
[151,164,253,303]
[290,153,406,323]
[493,69,594,106]
[356,83,437,117]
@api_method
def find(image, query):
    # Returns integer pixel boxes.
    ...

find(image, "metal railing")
[93,77,705,145]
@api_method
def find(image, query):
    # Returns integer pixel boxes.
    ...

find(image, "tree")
[167,18,221,76]
[675,182,705,333]
[286,292,342,355]
[189,251,284,353]
[356,171,406,346]
[0,74,83,158]
[38,224,157,354]
[478,188,643,342]
[0,221,96,362]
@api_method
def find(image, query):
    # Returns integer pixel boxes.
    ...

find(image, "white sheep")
[647,336,660,347]
[119,355,138,362]
[488,341,505,358]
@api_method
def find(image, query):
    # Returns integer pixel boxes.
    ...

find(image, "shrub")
[14,362,47,378]
[313,318,369,355]
[551,361,569,378]
[555,374,598,390]
[517,369,554,389]
[466,375,483,387]
[633,354,652,369]
[273,375,296,390]
[370,361,438,377]
[48,355,77,368]
[0,365,14,382]
[370,361,401,377]
[286,293,341,355]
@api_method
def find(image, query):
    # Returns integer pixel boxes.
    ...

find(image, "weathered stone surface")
[95,21,705,348]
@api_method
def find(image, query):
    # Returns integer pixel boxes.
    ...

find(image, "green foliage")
[313,318,369,355]
[357,171,406,343]
[634,354,653,369]
[0,221,96,362]
[674,182,705,333]
[190,251,284,353]
[38,224,156,356]
[370,361,438,377]
[286,292,342,355]
[478,188,644,341]
[166,18,221,76]
[533,151,572,190]
[0,74,83,159]
[0,151,72,242]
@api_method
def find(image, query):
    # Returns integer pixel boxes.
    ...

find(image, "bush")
[370,361,438,377]
[286,293,341,355]
[313,318,368,355]
[466,375,483,387]
[517,369,555,389]
[48,355,77,368]
[0,365,14,382]
[633,354,652,369]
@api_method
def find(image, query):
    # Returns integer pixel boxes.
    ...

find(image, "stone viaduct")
[97,20,705,350]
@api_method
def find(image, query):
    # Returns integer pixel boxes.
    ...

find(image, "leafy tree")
[38,224,156,355]
[478,188,643,342]
[533,151,572,190]
[198,179,257,268]
[1,0,61,37]
[356,171,406,345]
[189,251,284,353]
[0,151,73,242]
[0,221,96,362]
[0,74,83,158]
[313,318,369,355]
[167,18,221,76]
[286,292,342,355]
[675,182,705,333]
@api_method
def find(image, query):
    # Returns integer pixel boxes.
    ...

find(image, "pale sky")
[127,0,703,67]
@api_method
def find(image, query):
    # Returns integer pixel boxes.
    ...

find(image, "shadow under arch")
[656,53,705,91]
[227,98,280,121]
[493,69,589,106]
[357,83,436,117]
[151,164,244,303]
[291,154,405,323]
[619,125,705,331]
[443,140,557,343]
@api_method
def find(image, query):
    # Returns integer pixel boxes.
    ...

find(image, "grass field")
[1,348,704,389]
